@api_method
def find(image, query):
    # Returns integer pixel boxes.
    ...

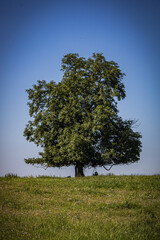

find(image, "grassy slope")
[0,175,160,240]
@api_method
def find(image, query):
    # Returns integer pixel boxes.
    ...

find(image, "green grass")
[0,175,160,240]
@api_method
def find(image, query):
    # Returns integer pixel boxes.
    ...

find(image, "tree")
[24,53,142,177]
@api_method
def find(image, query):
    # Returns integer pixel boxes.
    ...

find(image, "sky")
[0,0,160,177]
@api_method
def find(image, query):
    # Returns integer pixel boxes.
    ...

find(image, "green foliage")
[24,53,142,175]
[5,173,19,178]
[0,176,160,239]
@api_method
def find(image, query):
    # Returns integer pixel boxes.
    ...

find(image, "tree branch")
[103,164,116,171]
[34,164,48,170]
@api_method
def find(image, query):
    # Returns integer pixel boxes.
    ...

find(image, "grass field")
[0,175,160,240]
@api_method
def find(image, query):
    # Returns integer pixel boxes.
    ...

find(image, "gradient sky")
[0,0,160,177]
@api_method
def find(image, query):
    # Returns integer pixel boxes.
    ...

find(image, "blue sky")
[0,0,160,177]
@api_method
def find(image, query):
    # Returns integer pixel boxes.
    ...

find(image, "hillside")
[0,175,160,240]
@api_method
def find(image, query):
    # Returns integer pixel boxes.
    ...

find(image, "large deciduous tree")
[24,53,142,176]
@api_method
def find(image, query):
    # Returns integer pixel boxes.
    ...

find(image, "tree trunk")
[75,162,84,177]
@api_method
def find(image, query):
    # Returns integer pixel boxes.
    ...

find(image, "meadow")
[0,175,160,240]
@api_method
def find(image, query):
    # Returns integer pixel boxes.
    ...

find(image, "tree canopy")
[24,53,142,176]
